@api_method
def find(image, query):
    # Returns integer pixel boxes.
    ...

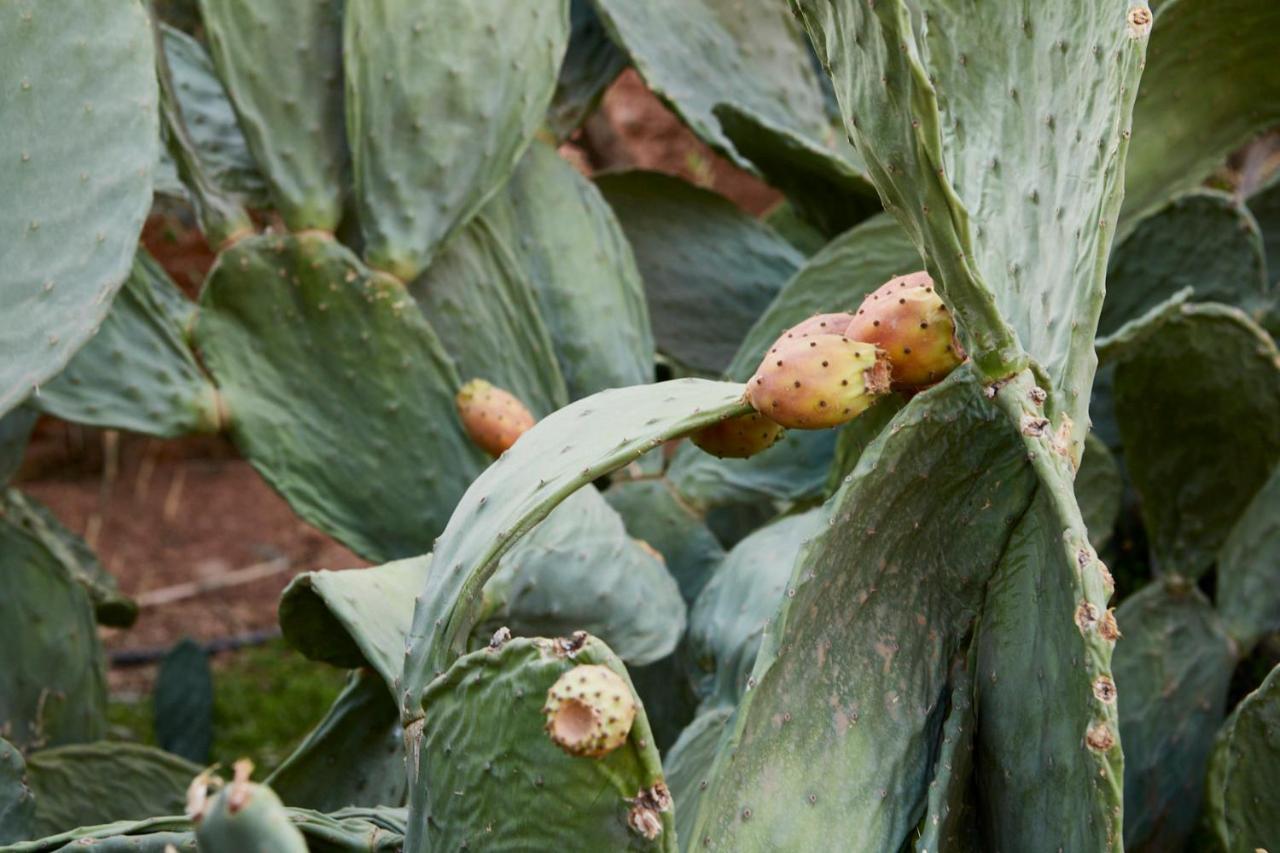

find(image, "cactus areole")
[747,334,890,429]
[542,664,637,758]
[845,272,966,390]
[455,379,536,457]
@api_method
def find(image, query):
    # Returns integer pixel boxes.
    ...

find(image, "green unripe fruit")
[542,664,636,758]
[747,334,891,429]
[191,760,307,853]
[691,411,785,459]
[455,378,536,457]
[844,271,965,390]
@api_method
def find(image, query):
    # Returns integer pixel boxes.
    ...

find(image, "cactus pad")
[1203,664,1280,852]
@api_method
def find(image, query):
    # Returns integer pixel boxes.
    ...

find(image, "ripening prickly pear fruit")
[747,334,891,429]
[844,271,965,390]
[455,379,536,457]
[691,412,785,459]
[774,312,857,343]
[190,760,307,853]
[542,664,636,758]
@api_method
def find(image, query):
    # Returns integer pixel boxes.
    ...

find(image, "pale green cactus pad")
[36,251,220,438]
[1113,304,1280,578]
[548,0,629,141]
[0,0,158,418]
[269,670,406,811]
[485,141,654,399]
[24,743,199,837]
[597,171,802,374]
[1217,464,1280,653]
[407,635,673,852]
[346,0,570,280]
[0,737,34,845]
[1112,580,1236,852]
[198,0,348,230]
[1203,664,1280,852]
[196,233,488,561]
[408,217,568,418]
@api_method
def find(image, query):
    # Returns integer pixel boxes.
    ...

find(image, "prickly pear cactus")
[1203,664,1280,852]
[154,639,213,765]
[192,761,308,853]
[1217,465,1280,653]
[746,334,889,429]
[0,737,33,845]
[844,271,964,390]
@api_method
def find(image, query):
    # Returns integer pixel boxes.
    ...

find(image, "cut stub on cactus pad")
[543,664,637,758]
[746,334,890,429]
[408,635,673,851]
[691,412,784,460]
[192,760,308,853]
[845,271,965,390]
[455,379,536,458]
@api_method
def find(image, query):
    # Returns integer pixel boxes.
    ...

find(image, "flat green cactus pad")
[663,706,733,845]
[0,0,158,417]
[0,489,106,751]
[690,370,1037,849]
[597,171,802,374]
[1114,304,1280,578]
[1218,464,1280,654]
[1103,190,1270,335]
[346,0,569,280]
[485,141,654,400]
[25,742,199,838]
[154,639,213,765]
[0,737,34,845]
[547,0,629,141]
[408,635,673,851]
[1203,664,1280,851]
[1113,581,1236,852]
[36,251,219,438]
[198,0,348,230]
[1123,0,1280,223]
[196,232,488,562]
[269,670,406,812]
[408,217,568,418]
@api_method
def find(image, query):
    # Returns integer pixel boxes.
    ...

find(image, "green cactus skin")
[454,379,538,458]
[1203,665,1280,852]
[0,408,37,489]
[154,640,214,766]
[1113,305,1280,579]
[0,0,158,418]
[663,706,733,845]
[0,737,34,845]
[1123,0,1280,225]
[690,412,785,460]
[1074,432,1124,554]
[345,0,570,281]
[746,334,890,429]
[484,141,655,401]
[597,171,804,375]
[1112,580,1236,852]
[912,648,978,853]
[268,669,406,812]
[407,635,673,852]
[195,232,489,563]
[1218,465,1280,655]
[0,490,107,751]
[1247,169,1280,293]
[845,272,965,390]
[35,251,221,439]
[547,0,629,142]
[411,219,569,419]
[197,0,348,231]
[24,742,199,838]
[689,369,1037,850]
[193,761,308,853]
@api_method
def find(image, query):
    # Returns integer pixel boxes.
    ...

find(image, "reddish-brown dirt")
[15,73,776,672]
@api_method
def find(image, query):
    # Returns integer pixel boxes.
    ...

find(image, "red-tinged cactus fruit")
[774,312,857,343]
[747,334,891,429]
[455,379,536,457]
[844,271,966,390]
[542,664,637,758]
[691,411,785,459]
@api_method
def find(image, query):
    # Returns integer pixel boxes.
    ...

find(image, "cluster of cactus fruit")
[3,0,1280,851]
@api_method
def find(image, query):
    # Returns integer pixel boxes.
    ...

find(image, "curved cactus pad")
[1114,304,1280,579]
[36,251,219,438]
[1075,432,1123,553]
[0,0,158,417]
[690,370,1036,849]
[0,737,33,845]
[1218,464,1280,654]
[1113,581,1235,852]
[407,636,673,852]
[346,0,569,280]
[196,233,487,562]
[547,0,629,141]
[1203,664,1280,851]
[198,0,347,230]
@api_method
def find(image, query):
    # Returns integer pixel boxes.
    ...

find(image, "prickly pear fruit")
[844,271,965,390]
[542,664,636,758]
[775,312,857,342]
[747,334,891,429]
[455,379,536,457]
[691,412,785,459]
[190,760,307,853]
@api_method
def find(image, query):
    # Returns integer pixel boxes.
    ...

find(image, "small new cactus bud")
[455,379,536,457]
[192,759,307,852]
[844,271,965,389]
[774,312,857,342]
[542,664,636,758]
[691,411,785,459]
[747,334,891,429]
